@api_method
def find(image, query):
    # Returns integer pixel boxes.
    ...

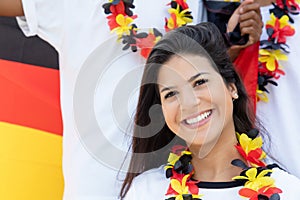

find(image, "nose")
[180,85,200,110]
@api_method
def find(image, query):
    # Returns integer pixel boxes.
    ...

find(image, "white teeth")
[185,111,211,125]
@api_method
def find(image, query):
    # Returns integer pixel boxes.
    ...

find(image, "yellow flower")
[168,4,193,27]
[167,150,191,166]
[169,174,201,200]
[111,14,134,37]
[256,89,269,103]
[259,49,287,71]
[170,175,190,200]
[149,28,162,44]
[233,168,275,191]
[267,13,290,28]
[166,17,176,30]
[239,134,264,156]
[167,153,180,166]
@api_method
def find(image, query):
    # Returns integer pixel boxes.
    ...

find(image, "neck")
[190,130,244,182]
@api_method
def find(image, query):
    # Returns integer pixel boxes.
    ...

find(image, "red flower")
[109,0,127,16]
[165,170,199,196]
[276,0,300,11]
[165,13,179,32]
[106,14,119,31]
[235,134,266,167]
[239,186,282,200]
[106,0,138,31]
[175,0,189,10]
[266,22,295,43]
[266,13,295,43]
[166,0,189,10]
[236,145,266,167]
[259,62,285,79]
[136,31,161,59]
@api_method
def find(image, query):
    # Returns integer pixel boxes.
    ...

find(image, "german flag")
[0,17,64,199]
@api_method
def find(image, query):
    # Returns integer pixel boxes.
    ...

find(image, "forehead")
[157,54,217,83]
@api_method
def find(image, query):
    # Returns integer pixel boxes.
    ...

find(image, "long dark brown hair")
[119,22,258,199]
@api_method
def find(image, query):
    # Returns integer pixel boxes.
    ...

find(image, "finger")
[239,18,263,33]
[239,11,263,37]
[226,6,241,32]
[240,24,261,36]
[239,9,261,23]
[240,26,261,44]
[227,0,259,33]
[239,2,260,15]
[240,18,257,28]
[245,37,256,47]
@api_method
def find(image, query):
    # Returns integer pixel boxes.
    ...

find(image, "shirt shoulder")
[271,167,300,198]
[124,166,169,200]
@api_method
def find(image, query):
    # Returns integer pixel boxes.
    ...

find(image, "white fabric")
[257,5,300,178]
[124,165,300,199]
[16,1,204,199]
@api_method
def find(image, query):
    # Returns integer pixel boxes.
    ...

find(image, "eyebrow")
[160,72,209,93]
[160,86,175,93]
[188,72,208,82]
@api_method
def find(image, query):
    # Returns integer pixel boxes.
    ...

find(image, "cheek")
[162,102,180,132]
[226,95,234,115]
[210,84,231,108]
[216,89,234,119]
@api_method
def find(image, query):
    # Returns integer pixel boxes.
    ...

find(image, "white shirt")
[124,165,300,199]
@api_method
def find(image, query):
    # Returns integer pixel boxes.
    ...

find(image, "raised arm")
[0,0,24,16]
[227,0,263,61]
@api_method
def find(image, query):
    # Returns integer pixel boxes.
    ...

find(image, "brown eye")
[194,79,208,87]
[164,91,178,99]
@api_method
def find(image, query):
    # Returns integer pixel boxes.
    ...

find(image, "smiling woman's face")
[157,54,237,148]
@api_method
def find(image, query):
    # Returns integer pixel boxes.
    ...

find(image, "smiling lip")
[182,110,213,129]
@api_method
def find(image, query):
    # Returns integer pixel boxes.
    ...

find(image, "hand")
[0,0,24,16]
[227,0,263,60]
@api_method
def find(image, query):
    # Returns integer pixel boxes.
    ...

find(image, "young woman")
[120,22,300,200]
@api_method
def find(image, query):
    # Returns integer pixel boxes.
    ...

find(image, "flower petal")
[245,168,258,180]
[257,169,273,178]
[170,179,183,194]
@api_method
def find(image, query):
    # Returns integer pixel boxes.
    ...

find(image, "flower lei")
[165,129,283,200]
[257,0,300,102]
[102,0,193,59]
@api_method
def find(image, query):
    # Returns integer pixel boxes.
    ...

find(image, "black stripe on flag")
[0,16,59,70]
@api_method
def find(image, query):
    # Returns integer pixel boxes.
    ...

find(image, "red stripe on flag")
[233,42,259,112]
[0,59,62,135]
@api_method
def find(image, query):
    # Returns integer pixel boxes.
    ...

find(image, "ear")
[228,83,238,100]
